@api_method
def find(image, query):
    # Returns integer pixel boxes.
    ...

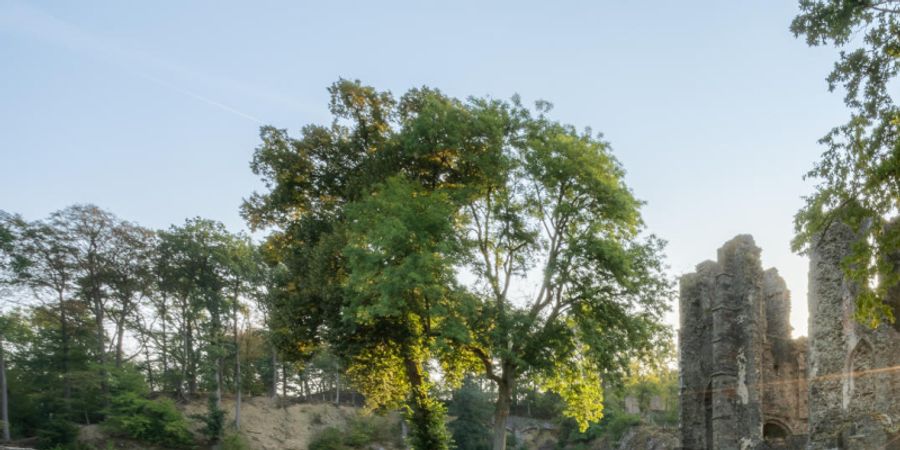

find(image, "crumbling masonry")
[679,228,900,450]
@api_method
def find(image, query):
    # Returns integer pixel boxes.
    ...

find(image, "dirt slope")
[184,397,399,450]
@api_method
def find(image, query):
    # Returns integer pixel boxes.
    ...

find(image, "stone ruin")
[678,225,900,450]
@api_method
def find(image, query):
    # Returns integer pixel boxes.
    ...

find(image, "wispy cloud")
[0,1,304,125]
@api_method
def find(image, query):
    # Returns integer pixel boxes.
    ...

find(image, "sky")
[0,1,851,337]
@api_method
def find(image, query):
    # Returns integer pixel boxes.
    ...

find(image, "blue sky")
[0,1,849,336]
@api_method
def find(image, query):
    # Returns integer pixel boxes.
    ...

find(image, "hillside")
[0,394,679,450]
[69,396,675,450]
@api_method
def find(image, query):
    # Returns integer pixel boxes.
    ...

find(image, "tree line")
[0,81,676,450]
[0,206,360,448]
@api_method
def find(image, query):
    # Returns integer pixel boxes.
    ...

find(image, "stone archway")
[763,420,791,447]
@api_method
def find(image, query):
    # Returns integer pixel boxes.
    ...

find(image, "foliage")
[244,79,672,449]
[559,411,642,447]
[404,384,452,450]
[222,431,251,450]
[309,428,347,450]
[36,418,80,450]
[102,392,193,447]
[448,378,493,450]
[790,0,900,327]
[1,204,351,446]
[552,363,677,448]
[538,357,604,432]
[192,395,225,443]
[620,363,678,426]
[308,414,399,450]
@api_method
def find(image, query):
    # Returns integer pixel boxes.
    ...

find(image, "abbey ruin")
[679,224,900,450]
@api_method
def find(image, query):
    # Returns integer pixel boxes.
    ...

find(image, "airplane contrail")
[0,1,277,125]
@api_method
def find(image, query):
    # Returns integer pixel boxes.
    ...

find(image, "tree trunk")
[233,292,241,430]
[144,341,154,391]
[281,362,287,398]
[58,289,72,401]
[160,293,169,392]
[115,318,125,368]
[179,300,189,398]
[216,356,223,409]
[93,292,108,397]
[334,371,340,405]
[492,367,515,450]
[269,348,277,399]
[186,318,196,396]
[402,353,449,450]
[1,339,10,442]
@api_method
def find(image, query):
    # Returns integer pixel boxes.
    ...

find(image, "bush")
[604,412,642,443]
[309,427,347,450]
[191,395,225,444]
[557,411,642,447]
[309,414,398,450]
[36,418,79,449]
[102,392,193,447]
[448,378,492,450]
[222,431,250,450]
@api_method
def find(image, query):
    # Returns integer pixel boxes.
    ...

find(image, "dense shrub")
[191,395,225,444]
[222,431,251,450]
[102,392,193,447]
[36,418,80,449]
[309,414,398,450]
[558,411,643,447]
[309,427,347,450]
[448,379,492,450]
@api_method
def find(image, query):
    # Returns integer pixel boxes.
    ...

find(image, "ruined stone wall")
[761,269,808,440]
[806,222,900,449]
[680,227,900,450]
[680,261,717,450]
[680,235,808,450]
[710,236,766,449]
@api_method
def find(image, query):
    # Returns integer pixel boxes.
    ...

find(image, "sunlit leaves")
[539,354,605,432]
[345,343,409,412]
[791,0,900,327]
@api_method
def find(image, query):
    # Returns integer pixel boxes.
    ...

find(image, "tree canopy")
[244,79,672,450]
[791,0,900,327]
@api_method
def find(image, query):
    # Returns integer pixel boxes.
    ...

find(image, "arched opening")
[764,421,790,447]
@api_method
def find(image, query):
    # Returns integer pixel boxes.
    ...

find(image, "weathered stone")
[806,222,900,450]
[625,396,641,415]
[680,228,900,450]
[649,395,665,412]
[680,235,807,450]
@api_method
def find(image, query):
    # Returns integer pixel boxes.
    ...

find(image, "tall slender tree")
[222,233,258,430]
[105,221,156,369]
[52,205,117,395]
[10,216,79,402]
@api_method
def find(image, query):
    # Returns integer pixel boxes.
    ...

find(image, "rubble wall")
[679,235,808,450]
[806,222,900,449]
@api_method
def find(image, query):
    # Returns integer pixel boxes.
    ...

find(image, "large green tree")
[244,80,671,450]
[791,0,900,327]
[457,100,670,449]
[158,219,234,404]
[245,81,459,449]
